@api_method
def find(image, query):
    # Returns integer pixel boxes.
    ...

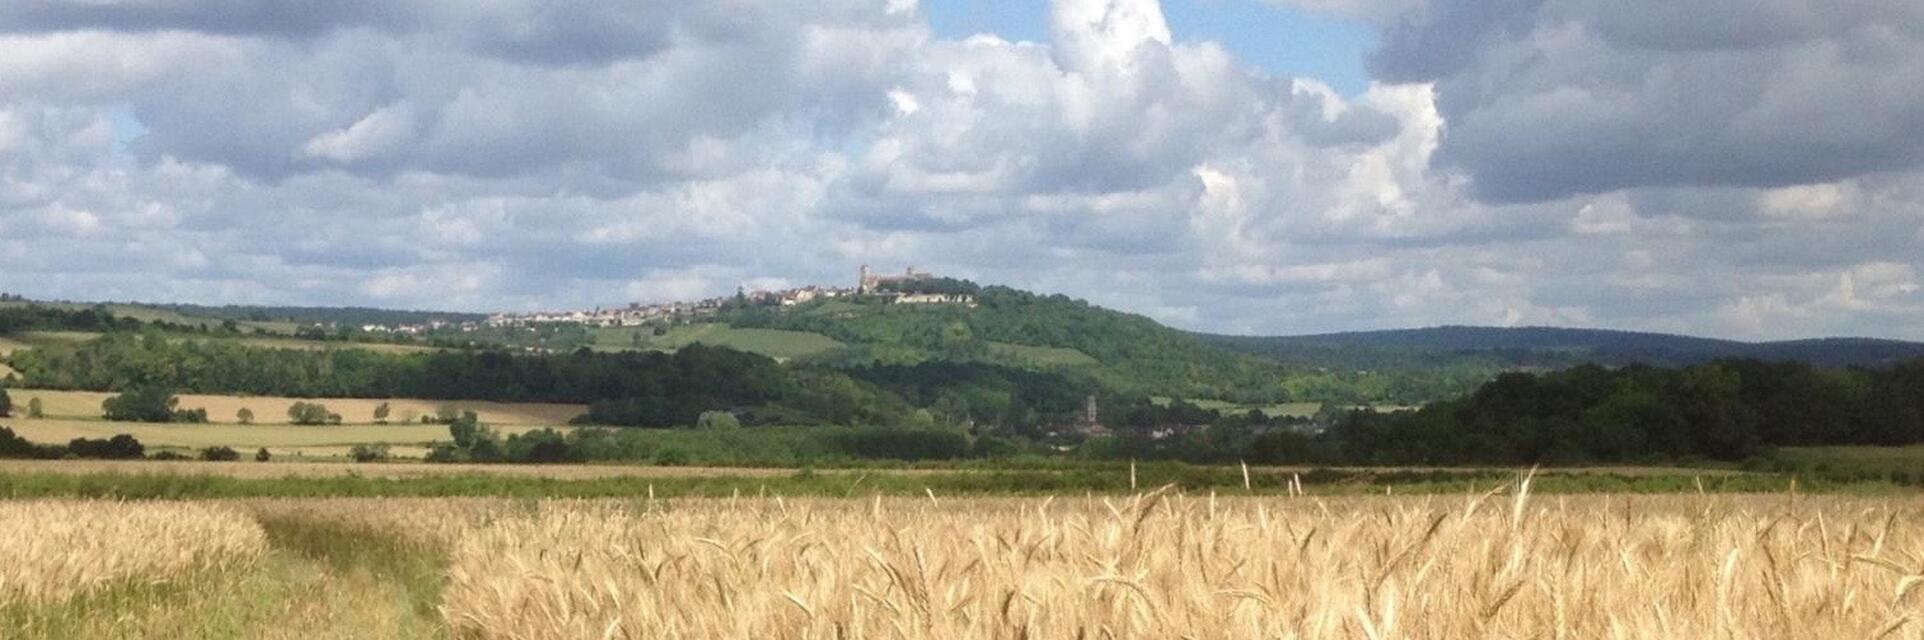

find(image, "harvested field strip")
[2,388,583,425]
[0,419,564,454]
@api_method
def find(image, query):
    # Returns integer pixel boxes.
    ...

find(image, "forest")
[1315,359,1924,465]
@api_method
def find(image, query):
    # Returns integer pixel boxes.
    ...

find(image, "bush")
[254,447,272,462]
[237,408,255,424]
[349,443,389,463]
[26,397,43,418]
[504,428,575,463]
[201,446,240,462]
[67,434,144,459]
[696,410,742,430]
[0,388,10,417]
[0,425,34,458]
[150,450,190,461]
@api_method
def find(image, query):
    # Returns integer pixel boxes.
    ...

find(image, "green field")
[0,300,298,334]
[210,336,441,354]
[590,323,843,360]
[986,341,1100,366]
[1776,446,1924,476]
[1149,396,1323,418]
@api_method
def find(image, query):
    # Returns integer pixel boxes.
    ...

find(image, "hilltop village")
[473,266,976,331]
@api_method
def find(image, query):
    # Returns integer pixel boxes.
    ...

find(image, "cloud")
[0,0,1919,342]
[1371,0,1924,202]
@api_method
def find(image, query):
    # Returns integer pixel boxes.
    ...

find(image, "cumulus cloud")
[1371,0,1924,202]
[0,0,1919,341]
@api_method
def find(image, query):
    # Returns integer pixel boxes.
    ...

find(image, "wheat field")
[442,489,1924,639]
[0,500,266,609]
[5,488,1924,638]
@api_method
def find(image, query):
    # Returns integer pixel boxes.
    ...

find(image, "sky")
[0,0,1921,341]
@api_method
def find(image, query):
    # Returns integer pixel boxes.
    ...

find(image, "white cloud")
[0,0,1917,342]
[303,102,416,163]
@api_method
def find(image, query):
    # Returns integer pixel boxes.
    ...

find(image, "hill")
[1200,326,1924,369]
[148,303,486,329]
[714,286,1299,403]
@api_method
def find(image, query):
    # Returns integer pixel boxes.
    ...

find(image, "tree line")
[1312,359,1924,465]
[3,331,1108,430]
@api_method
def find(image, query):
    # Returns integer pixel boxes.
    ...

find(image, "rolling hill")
[716,286,1299,403]
[14,294,1924,406]
[1198,326,1924,370]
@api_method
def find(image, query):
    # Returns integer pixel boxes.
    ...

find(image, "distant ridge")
[1199,326,1924,369]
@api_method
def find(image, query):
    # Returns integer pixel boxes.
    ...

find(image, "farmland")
[0,300,298,334]
[6,389,582,425]
[0,418,572,459]
[6,489,1924,638]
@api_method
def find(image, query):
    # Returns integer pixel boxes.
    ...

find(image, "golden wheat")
[441,490,1924,639]
[0,500,267,609]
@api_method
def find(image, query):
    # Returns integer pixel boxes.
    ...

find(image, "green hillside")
[589,324,844,361]
[717,287,1298,403]
[0,300,297,334]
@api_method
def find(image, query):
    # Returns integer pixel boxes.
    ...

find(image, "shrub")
[504,428,574,463]
[237,408,255,424]
[0,425,34,458]
[254,447,272,462]
[696,410,742,430]
[26,397,43,418]
[200,446,240,462]
[0,388,10,417]
[67,434,144,459]
[349,443,389,463]
[150,450,190,461]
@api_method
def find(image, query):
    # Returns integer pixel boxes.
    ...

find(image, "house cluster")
[742,285,856,307]
[480,265,973,329]
[483,296,735,329]
[358,320,461,335]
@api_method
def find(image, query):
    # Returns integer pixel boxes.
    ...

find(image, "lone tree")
[373,402,391,424]
[26,397,42,418]
[287,402,334,426]
[237,407,255,425]
[102,385,191,423]
[255,447,272,462]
